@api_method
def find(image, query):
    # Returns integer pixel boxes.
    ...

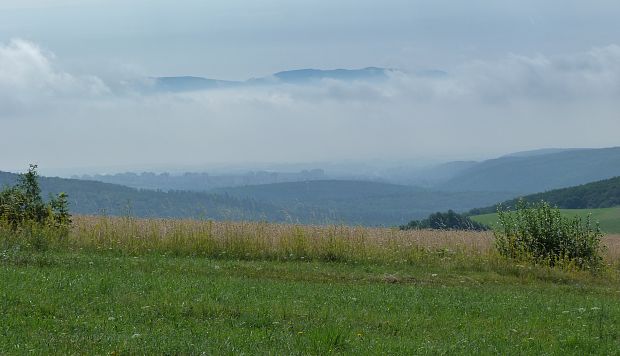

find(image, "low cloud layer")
[1,39,619,174]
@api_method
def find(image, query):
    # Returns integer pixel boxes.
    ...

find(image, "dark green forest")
[400,210,489,231]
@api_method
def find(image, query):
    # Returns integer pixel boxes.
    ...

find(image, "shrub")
[0,165,71,232]
[400,210,490,231]
[494,200,603,269]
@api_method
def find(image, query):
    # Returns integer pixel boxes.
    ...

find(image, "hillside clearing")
[471,207,620,234]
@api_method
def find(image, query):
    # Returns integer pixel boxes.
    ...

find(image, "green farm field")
[2,217,620,354]
[471,207,620,234]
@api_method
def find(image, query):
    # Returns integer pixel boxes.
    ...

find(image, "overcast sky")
[1,1,620,174]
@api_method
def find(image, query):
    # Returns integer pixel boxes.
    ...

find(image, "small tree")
[0,165,71,231]
[400,210,490,231]
[494,200,603,269]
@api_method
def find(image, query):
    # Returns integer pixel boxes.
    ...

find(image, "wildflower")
[591,307,601,311]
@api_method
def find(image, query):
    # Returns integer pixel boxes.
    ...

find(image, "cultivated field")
[2,216,620,354]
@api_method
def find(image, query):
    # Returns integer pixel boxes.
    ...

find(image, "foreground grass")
[1,217,620,354]
[472,207,620,234]
[2,251,620,354]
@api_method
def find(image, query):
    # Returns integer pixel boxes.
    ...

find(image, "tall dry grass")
[604,234,620,261]
[69,216,493,263]
[65,216,619,268]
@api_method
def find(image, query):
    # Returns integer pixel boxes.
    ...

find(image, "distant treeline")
[469,176,620,215]
[77,169,326,192]
[400,210,489,231]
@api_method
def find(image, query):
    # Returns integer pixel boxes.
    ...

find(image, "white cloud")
[450,45,620,104]
[1,40,620,173]
[0,39,108,115]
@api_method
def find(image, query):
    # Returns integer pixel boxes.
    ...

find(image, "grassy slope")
[471,207,620,234]
[2,252,619,354]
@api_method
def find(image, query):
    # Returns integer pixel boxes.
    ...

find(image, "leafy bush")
[494,200,603,269]
[400,210,490,231]
[0,165,71,232]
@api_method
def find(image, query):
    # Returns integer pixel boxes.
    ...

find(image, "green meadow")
[1,217,620,354]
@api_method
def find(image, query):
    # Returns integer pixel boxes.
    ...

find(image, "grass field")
[471,207,620,234]
[2,217,620,354]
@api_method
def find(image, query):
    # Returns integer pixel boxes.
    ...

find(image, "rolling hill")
[469,175,620,215]
[1,171,514,226]
[0,171,284,221]
[438,147,620,194]
[468,174,620,233]
[214,180,516,226]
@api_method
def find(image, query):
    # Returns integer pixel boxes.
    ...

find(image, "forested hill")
[469,176,620,215]
[215,180,515,225]
[0,171,285,221]
[2,171,515,226]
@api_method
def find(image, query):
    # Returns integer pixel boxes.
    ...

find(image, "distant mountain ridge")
[437,147,620,194]
[145,67,404,93]
[270,67,390,83]
[501,148,585,158]
[78,169,327,192]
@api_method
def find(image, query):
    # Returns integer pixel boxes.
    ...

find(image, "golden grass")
[70,216,493,262]
[604,234,620,261]
[67,216,619,266]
